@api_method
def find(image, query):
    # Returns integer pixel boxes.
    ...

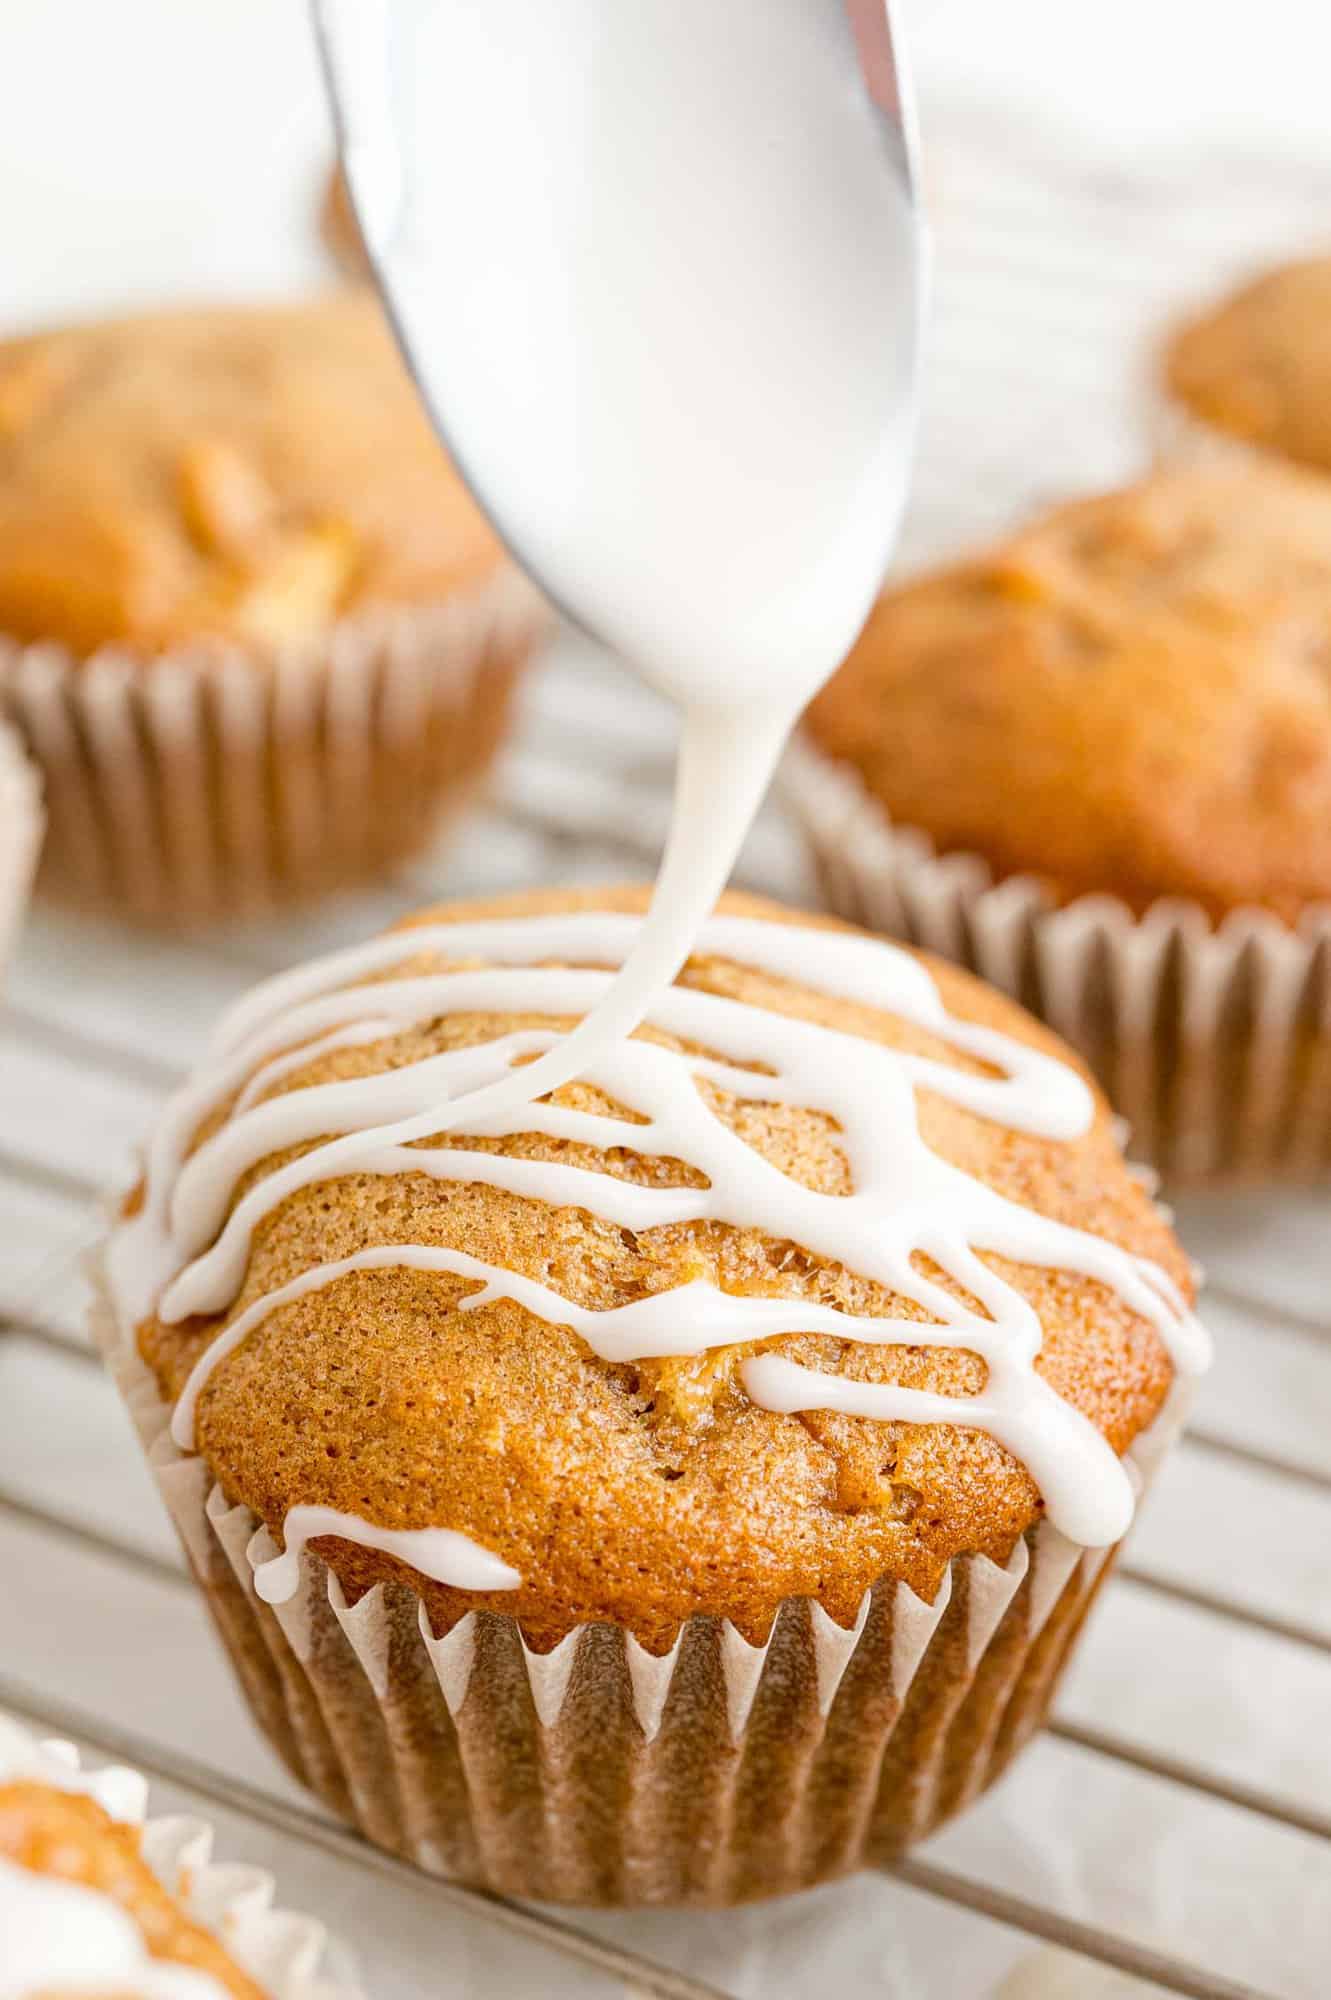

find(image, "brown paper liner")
[0,717,42,979]
[0,569,546,928]
[783,736,1331,1186]
[92,1252,1187,1910]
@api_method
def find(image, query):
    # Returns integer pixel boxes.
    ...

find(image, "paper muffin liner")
[92,1250,1189,1910]
[0,716,42,979]
[1,1718,362,1998]
[0,567,546,928]
[784,735,1331,1186]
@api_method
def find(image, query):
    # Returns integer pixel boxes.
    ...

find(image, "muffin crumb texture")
[806,466,1331,923]
[134,888,1189,1653]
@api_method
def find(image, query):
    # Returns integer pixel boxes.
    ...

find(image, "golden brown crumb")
[136,888,1189,1653]
[806,466,1331,923]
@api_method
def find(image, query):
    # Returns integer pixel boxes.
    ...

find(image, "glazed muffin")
[0,716,41,980]
[1162,253,1331,474]
[97,885,1206,1905]
[0,291,544,924]
[0,1711,354,1996]
[791,464,1331,1181]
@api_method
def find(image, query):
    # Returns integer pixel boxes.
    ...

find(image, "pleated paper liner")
[92,1251,1189,1910]
[3,1719,363,1999]
[0,566,546,928]
[783,736,1331,1187]
[0,716,42,979]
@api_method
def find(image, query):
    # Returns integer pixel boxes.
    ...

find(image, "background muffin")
[0,1710,357,1996]
[0,291,544,924]
[790,464,1331,1182]
[1162,253,1331,474]
[98,886,1205,1906]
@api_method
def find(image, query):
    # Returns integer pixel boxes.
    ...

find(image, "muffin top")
[0,291,503,657]
[1165,254,1331,470]
[806,466,1331,922]
[111,887,1202,1652]
[0,1717,265,1999]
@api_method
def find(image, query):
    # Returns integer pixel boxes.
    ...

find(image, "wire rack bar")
[2,999,184,1092]
[0,1314,90,1362]
[1047,1719,1331,1847]
[888,1858,1279,2000]
[1116,1565,1331,1659]
[0,1138,102,1208]
[1181,1426,1331,1498]
[1200,1282,1331,1349]
[0,1485,184,1589]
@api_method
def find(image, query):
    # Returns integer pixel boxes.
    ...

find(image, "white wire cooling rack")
[5,98,1331,2000]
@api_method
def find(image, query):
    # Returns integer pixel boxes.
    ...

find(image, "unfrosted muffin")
[0,291,544,924]
[97,886,1206,1905]
[0,1712,355,1996]
[1163,254,1331,474]
[791,465,1331,1181]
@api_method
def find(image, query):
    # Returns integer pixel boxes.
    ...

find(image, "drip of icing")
[314,0,924,1142]
[299,4,934,1593]
[113,913,1093,1323]
[251,1504,521,1606]
[109,910,1208,1589]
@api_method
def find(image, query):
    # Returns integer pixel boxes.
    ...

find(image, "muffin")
[95,885,1207,1906]
[1161,253,1331,474]
[0,1710,357,1995]
[790,464,1331,1182]
[0,716,41,980]
[0,291,544,925]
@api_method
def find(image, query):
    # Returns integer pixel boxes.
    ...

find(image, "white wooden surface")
[3,3,1331,1995]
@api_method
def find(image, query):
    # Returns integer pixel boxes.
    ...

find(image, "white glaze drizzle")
[108,911,1208,1595]
[251,1504,522,1606]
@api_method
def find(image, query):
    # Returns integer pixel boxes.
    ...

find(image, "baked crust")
[134,887,1188,1652]
[806,467,1331,922]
